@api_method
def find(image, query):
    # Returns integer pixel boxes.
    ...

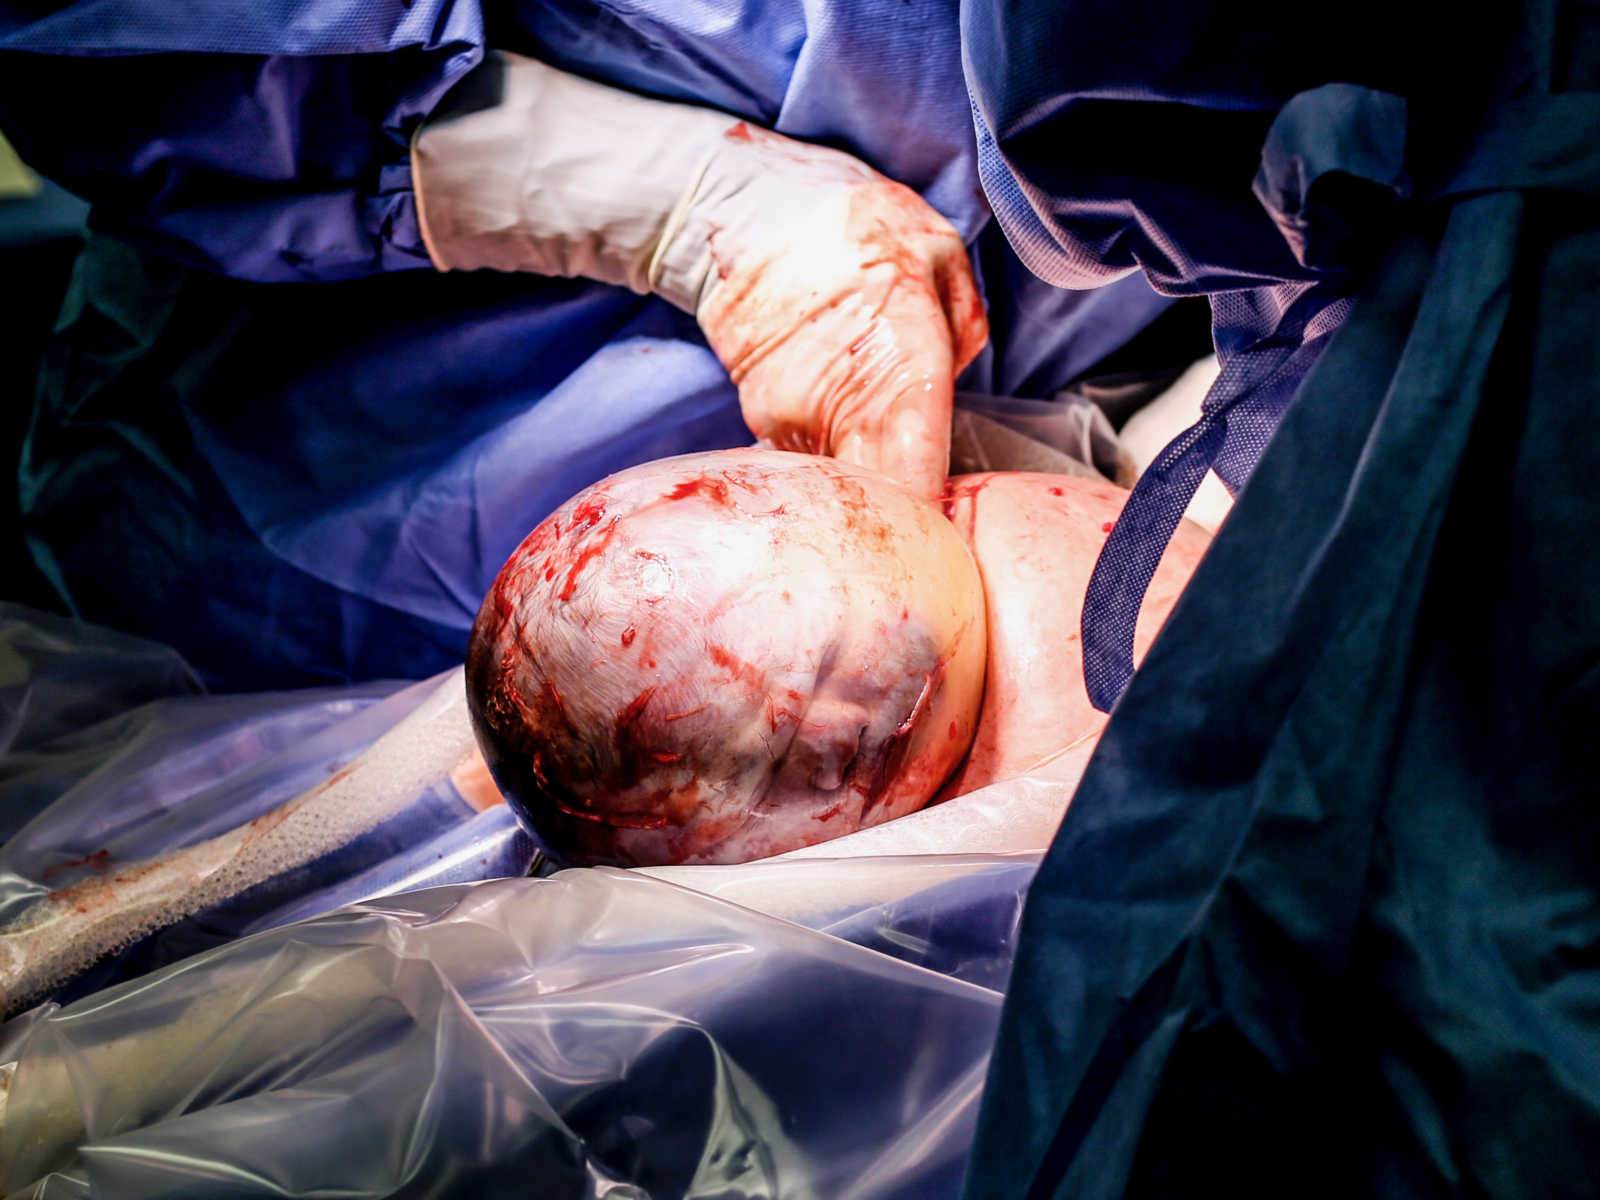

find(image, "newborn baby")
[468,449,1209,867]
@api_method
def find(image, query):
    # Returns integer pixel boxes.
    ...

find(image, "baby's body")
[941,471,1207,796]
[469,450,1210,866]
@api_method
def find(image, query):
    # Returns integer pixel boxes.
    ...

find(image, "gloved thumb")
[836,383,954,503]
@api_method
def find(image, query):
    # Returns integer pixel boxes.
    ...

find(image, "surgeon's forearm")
[411,52,735,312]
[411,51,987,502]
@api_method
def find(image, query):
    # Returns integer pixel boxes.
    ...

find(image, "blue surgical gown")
[0,0,1176,689]
[959,0,1600,1196]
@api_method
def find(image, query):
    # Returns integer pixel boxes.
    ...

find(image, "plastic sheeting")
[0,604,1071,1195]
[0,605,538,1013]
[0,857,1038,1198]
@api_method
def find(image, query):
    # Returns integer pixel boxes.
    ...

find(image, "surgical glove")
[411,52,987,500]
[689,124,988,500]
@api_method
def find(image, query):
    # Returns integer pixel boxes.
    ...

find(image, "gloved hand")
[411,52,988,500]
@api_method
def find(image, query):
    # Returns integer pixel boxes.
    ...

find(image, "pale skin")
[940,470,1210,796]
[469,448,1211,866]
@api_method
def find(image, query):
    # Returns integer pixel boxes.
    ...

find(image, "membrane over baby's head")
[466,448,986,866]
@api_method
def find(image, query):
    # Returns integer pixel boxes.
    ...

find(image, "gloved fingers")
[728,272,958,500]
[933,244,990,375]
[819,301,956,501]
[833,382,954,504]
[849,180,986,379]
[756,429,816,455]
[695,153,977,501]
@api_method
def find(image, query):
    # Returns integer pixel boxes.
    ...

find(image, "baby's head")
[467,449,986,866]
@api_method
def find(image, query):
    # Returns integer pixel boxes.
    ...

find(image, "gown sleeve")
[959,0,1472,295]
[0,1,486,281]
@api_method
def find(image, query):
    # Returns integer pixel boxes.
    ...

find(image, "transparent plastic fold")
[2,858,1040,1198]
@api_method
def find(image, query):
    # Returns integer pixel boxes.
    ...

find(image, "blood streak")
[621,626,637,648]
[553,795,670,830]
[558,518,619,601]
[665,476,734,506]
[764,693,802,731]
[615,687,657,733]
[489,514,565,617]
[570,495,608,530]
[709,644,765,689]
[940,475,990,541]
[858,631,963,810]
[541,679,579,736]
[109,860,160,886]
[42,848,113,881]
[238,801,295,852]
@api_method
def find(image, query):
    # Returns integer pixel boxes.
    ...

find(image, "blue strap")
[1081,409,1222,713]
[1081,295,1348,711]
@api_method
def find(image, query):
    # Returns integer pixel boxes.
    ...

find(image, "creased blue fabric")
[0,2,485,281]
[960,0,1491,710]
[1253,85,1412,271]
[3,0,1172,688]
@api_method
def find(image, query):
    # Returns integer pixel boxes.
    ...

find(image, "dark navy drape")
[963,1,1600,1195]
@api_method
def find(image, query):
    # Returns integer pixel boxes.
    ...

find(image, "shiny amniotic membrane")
[468,449,1210,866]
[0,450,1208,1013]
